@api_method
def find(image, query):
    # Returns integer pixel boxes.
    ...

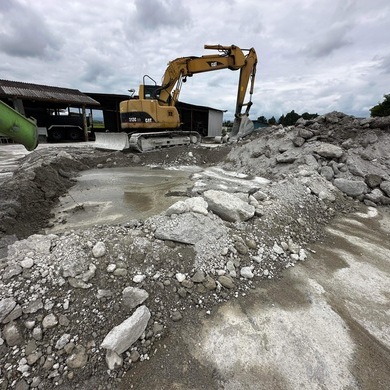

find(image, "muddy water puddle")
[48,166,198,232]
[48,165,269,233]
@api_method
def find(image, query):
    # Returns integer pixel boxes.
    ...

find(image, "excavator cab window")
[143,85,161,100]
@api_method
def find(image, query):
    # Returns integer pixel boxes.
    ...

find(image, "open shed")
[0,79,99,141]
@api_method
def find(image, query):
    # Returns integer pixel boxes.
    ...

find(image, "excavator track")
[129,131,201,152]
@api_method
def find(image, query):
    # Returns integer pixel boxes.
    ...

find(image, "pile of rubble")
[0,111,389,389]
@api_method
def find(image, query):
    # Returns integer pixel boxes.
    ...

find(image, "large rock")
[165,197,208,216]
[203,190,255,222]
[314,143,344,159]
[334,178,368,197]
[101,305,150,354]
[154,212,226,245]
[0,298,17,323]
[7,234,56,258]
[380,181,390,197]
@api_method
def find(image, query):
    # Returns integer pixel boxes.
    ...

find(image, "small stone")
[32,326,43,341]
[299,249,307,261]
[66,345,88,369]
[246,239,257,250]
[27,351,42,366]
[42,356,55,370]
[2,264,22,280]
[273,243,285,255]
[113,268,128,277]
[191,270,205,283]
[106,349,123,370]
[3,321,23,346]
[122,287,149,310]
[218,275,235,289]
[23,298,43,314]
[240,267,254,279]
[177,287,187,298]
[106,264,116,273]
[68,278,92,289]
[133,274,146,283]
[235,241,248,255]
[25,339,37,355]
[55,334,71,349]
[181,280,194,289]
[130,350,140,362]
[20,257,34,269]
[171,311,183,322]
[203,276,217,290]
[24,320,36,330]
[97,289,113,299]
[175,273,186,283]
[14,379,29,390]
[42,313,58,329]
[64,342,75,354]
[92,241,106,258]
[0,298,17,323]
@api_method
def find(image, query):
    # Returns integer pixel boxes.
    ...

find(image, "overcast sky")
[1,0,389,120]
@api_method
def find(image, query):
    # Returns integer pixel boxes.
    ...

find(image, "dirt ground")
[0,113,389,389]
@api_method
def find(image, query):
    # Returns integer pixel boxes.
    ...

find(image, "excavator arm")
[158,44,257,139]
[157,45,251,106]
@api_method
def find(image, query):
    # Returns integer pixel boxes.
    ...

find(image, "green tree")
[268,116,276,125]
[301,112,318,120]
[282,110,301,126]
[370,94,390,117]
[257,115,268,125]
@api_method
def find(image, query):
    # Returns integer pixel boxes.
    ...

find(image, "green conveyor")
[0,100,38,151]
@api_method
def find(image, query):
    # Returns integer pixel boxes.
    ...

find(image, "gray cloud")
[301,22,352,58]
[133,0,191,30]
[0,0,389,120]
[0,0,59,58]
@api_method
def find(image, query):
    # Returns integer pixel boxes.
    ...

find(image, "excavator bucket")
[93,132,130,151]
[230,114,254,140]
[0,101,38,151]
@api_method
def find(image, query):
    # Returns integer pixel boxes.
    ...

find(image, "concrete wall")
[207,110,223,137]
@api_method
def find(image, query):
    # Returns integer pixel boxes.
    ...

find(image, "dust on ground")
[0,111,390,389]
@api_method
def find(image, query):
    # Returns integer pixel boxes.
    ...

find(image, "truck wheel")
[49,128,63,142]
[69,128,82,141]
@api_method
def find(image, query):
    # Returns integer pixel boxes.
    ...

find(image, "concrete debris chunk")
[122,287,149,310]
[203,190,255,222]
[101,305,151,354]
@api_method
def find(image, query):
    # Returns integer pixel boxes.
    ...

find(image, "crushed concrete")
[0,111,389,389]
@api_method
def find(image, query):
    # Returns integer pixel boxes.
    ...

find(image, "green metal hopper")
[0,100,38,151]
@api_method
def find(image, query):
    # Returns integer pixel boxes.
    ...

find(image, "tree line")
[223,95,390,128]
[256,110,319,127]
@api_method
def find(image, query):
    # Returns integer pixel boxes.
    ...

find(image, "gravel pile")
[1,111,389,389]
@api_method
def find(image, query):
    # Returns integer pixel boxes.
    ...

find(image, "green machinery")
[0,100,38,151]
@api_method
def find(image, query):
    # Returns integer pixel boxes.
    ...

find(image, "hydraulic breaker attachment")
[230,114,254,140]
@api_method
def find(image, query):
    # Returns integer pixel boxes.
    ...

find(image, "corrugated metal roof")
[0,79,100,106]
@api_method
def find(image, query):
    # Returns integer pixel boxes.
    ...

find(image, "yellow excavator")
[95,44,257,152]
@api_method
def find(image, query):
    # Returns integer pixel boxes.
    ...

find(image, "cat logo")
[207,61,223,67]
